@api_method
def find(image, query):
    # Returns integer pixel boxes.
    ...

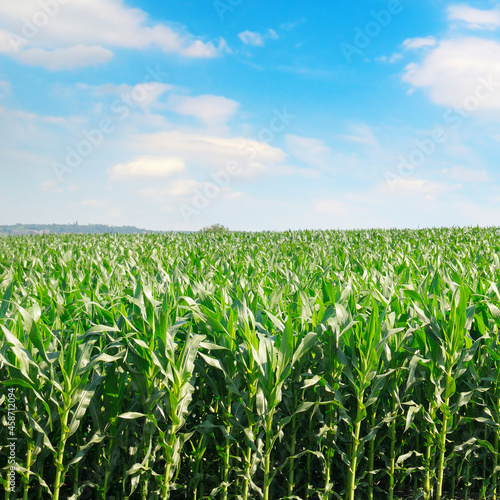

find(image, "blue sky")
[1,0,500,231]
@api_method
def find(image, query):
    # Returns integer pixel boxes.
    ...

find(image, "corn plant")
[1,228,500,498]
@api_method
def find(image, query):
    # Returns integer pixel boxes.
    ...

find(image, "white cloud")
[161,179,201,197]
[0,0,226,69]
[167,94,239,125]
[403,37,500,110]
[238,30,265,47]
[109,156,185,180]
[403,36,437,49]
[377,53,403,63]
[448,5,500,30]
[0,30,17,53]
[90,82,173,110]
[126,83,172,110]
[179,39,224,58]
[16,45,113,70]
[0,105,65,124]
[130,131,287,177]
[285,134,334,169]
[442,165,491,182]
[238,29,278,47]
[340,124,378,146]
[378,178,462,199]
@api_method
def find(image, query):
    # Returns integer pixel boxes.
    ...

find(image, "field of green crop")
[1,228,500,499]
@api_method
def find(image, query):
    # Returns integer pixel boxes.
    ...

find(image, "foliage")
[200,223,230,233]
[1,227,500,499]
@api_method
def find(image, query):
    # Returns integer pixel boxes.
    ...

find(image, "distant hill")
[0,223,155,235]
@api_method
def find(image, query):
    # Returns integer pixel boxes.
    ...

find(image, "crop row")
[1,228,500,499]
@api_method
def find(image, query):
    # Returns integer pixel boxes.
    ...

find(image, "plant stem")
[324,403,336,500]
[222,400,232,500]
[142,454,150,500]
[23,438,33,500]
[368,410,376,500]
[243,434,252,499]
[436,397,450,500]
[388,408,396,500]
[263,416,272,500]
[347,394,364,500]
[424,442,432,500]
[306,410,314,500]
[53,410,69,500]
[482,426,488,499]
[162,431,177,500]
[102,440,112,500]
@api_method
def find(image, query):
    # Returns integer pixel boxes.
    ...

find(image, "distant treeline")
[0,223,152,235]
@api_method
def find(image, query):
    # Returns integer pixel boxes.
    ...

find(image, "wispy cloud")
[403,36,437,50]
[166,94,239,125]
[448,5,500,30]
[378,178,462,199]
[16,45,113,71]
[238,29,278,47]
[340,124,378,147]
[108,156,185,180]
[376,53,403,63]
[0,0,227,70]
[441,165,491,183]
[128,130,288,179]
[285,134,334,169]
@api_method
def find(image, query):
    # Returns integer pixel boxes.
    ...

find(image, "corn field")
[2,228,500,500]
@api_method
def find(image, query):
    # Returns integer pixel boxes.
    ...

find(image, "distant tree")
[200,224,230,233]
